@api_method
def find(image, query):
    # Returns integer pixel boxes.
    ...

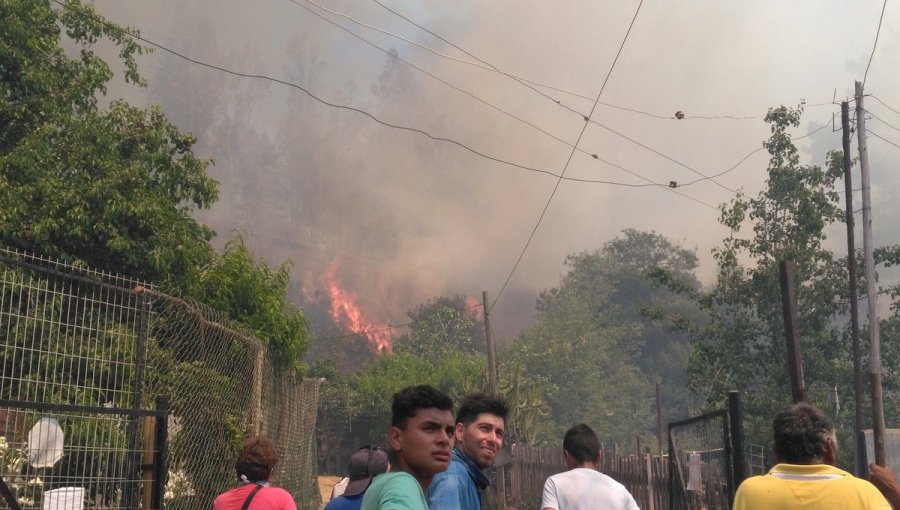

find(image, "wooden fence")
[486,445,670,510]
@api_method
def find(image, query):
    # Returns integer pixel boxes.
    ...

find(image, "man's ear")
[563,450,575,469]
[388,426,403,452]
[455,422,465,442]
[596,450,603,466]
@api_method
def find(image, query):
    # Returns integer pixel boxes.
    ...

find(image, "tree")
[659,105,899,452]
[185,236,310,367]
[499,230,702,446]
[394,295,485,358]
[1,0,217,285]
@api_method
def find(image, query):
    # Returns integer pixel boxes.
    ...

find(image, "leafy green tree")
[394,295,485,358]
[1,0,217,284]
[500,230,702,446]
[185,236,309,367]
[507,256,653,445]
[658,105,900,454]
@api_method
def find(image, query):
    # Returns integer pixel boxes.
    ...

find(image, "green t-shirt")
[360,472,428,510]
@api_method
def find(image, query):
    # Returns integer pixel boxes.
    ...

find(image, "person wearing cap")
[325,446,390,510]
[427,393,509,510]
[213,436,297,510]
[361,385,455,510]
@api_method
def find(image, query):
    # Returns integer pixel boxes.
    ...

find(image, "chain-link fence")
[0,247,321,509]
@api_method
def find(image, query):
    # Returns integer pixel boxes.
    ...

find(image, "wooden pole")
[842,100,866,476]
[856,80,886,466]
[483,291,497,394]
[779,260,807,402]
[142,416,156,510]
[656,382,664,455]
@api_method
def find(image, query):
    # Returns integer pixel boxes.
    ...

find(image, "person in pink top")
[214,436,298,510]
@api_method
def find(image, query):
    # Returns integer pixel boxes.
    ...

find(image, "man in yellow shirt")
[733,403,889,510]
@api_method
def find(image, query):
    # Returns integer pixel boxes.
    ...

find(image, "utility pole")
[842,100,865,476]
[856,80,886,466]
[779,261,807,402]
[483,291,497,395]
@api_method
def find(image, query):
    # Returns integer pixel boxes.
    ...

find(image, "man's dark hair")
[772,403,834,464]
[391,385,454,428]
[563,423,600,463]
[456,393,509,426]
[235,436,279,482]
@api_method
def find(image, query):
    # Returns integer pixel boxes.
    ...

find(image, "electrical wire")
[297,0,601,102]
[868,129,900,151]
[491,0,644,311]
[589,120,738,194]
[867,110,900,134]
[870,95,900,116]
[292,0,674,187]
[362,0,829,122]
[50,0,662,189]
[863,0,889,89]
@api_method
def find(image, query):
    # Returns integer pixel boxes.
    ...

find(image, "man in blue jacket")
[427,393,509,510]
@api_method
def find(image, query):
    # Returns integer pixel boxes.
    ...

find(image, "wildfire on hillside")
[465,295,484,322]
[322,258,393,353]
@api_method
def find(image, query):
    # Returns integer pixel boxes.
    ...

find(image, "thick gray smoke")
[92,0,900,341]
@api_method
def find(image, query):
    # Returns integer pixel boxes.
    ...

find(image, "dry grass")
[318,475,343,504]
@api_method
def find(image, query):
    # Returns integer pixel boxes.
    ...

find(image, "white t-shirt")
[541,468,640,510]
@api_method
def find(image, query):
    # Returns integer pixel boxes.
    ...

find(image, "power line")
[492,0,644,311]
[51,0,660,189]
[360,0,832,123]
[589,120,738,194]
[863,0,889,88]
[294,0,741,201]
[299,0,833,194]
[867,110,900,134]
[868,129,900,151]
[296,0,600,102]
[291,0,677,188]
[870,95,900,116]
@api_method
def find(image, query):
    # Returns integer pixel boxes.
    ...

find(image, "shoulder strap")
[241,484,264,510]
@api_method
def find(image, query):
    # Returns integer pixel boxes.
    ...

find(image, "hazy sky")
[90,0,900,343]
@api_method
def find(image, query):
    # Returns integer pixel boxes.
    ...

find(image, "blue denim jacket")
[426,449,486,510]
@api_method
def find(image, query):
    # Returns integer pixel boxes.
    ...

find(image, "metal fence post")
[728,391,746,488]
[124,290,151,510]
[153,395,170,510]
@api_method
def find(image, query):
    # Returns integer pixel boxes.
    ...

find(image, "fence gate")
[0,248,169,509]
[668,391,745,510]
[0,398,169,510]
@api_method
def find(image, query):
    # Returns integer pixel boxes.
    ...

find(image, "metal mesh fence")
[0,247,321,509]
[668,410,731,510]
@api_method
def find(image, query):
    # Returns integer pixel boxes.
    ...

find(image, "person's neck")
[396,460,435,493]
[569,462,597,470]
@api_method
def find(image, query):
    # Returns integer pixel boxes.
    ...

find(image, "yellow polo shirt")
[733,464,890,510]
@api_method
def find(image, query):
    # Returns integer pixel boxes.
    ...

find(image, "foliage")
[500,230,702,447]
[394,295,485,358]
[185,236,310,368]
[0,0,217,284]
[349,351,485,436]
[507,255,652,445]
[656,105,900,457]
[0,435,43,507]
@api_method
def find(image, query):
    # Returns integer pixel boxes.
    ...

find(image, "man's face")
[391,407,455,478]
[455,413,505,469]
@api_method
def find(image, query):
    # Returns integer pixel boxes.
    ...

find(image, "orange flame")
[465,295,484,322]
[323,259,393,353]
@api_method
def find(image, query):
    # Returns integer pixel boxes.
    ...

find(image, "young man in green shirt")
[362,385,455,510]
